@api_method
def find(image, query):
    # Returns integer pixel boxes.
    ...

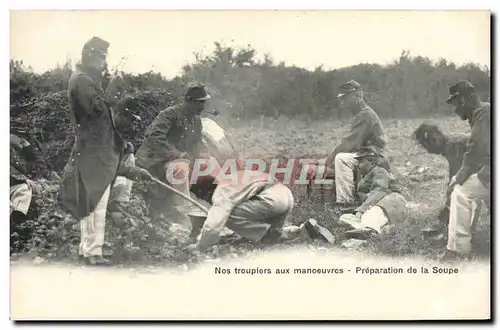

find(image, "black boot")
[85,255,111,266]
[344,227,378,240]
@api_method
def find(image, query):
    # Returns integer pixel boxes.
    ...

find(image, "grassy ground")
[222,115,490,261]
[10,115,490,266]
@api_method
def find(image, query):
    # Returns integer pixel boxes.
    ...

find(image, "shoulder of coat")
[69,70,93,87]
[472,102,490,125]
[155,104,181,123]
[163,103,183,115]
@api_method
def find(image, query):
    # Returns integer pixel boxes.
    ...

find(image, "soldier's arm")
[355,168,391,213]
[194,136,210,159]
[197,186,236,250]
[369,167,391,191]
[116,161,150,181]
[72,74,109,118]
[326,112,372,167]
[454,109,490,185]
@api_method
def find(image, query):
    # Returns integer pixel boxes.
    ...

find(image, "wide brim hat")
[186,84,211,101]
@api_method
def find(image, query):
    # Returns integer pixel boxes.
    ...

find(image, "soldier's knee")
[269,184,294,215]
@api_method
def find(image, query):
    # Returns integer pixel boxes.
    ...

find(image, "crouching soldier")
[187,167,334,251]
[135,84,210,228]
[338,154,407,240]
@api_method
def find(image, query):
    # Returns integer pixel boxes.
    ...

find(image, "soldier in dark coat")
[441,80,490,261]
[135,84,210,228]
[325,80,387,209]
[58,37,152,266]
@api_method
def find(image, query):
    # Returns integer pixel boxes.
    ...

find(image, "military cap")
[446,80,475,104]
[82,36,110,57]
[185,84,211,101]
[336,80,362,98]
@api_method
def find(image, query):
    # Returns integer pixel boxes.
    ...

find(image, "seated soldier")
[338,154,407,240]
[324,80,387,210]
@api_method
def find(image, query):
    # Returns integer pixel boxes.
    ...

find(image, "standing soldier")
[442,80,490,261]
[58,37,152,266]
[135,84,211,228]
[325,80,387,209]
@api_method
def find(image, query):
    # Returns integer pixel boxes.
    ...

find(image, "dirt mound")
[10,178,200,264]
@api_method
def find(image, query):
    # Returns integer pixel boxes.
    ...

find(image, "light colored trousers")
[79,185,111,257]
[195,183,295,247]
[335,153,358,204]
[447,174,490,254]
[10,182,33,215]
[223,183,295,241]
[340,206,388,234]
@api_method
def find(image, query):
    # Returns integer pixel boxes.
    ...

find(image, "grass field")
[220,115,490,261]
[10,114,490,266]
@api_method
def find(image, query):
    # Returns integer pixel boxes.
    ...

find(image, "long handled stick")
[151,177,210,214]
[150,177,249,221]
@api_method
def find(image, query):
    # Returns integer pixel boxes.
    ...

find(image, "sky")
[10,10,491,78]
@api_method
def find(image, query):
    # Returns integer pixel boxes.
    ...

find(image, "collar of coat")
[75,63,104,87]
[175,102,199,120]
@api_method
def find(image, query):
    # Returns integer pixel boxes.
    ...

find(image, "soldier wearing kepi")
[441,80,490,261]
[135,84,210,228]
[325,80,387,209]
[58,37,153,266]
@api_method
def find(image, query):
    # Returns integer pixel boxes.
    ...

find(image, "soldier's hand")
[137,168,154,182]
[178,152,190,159]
